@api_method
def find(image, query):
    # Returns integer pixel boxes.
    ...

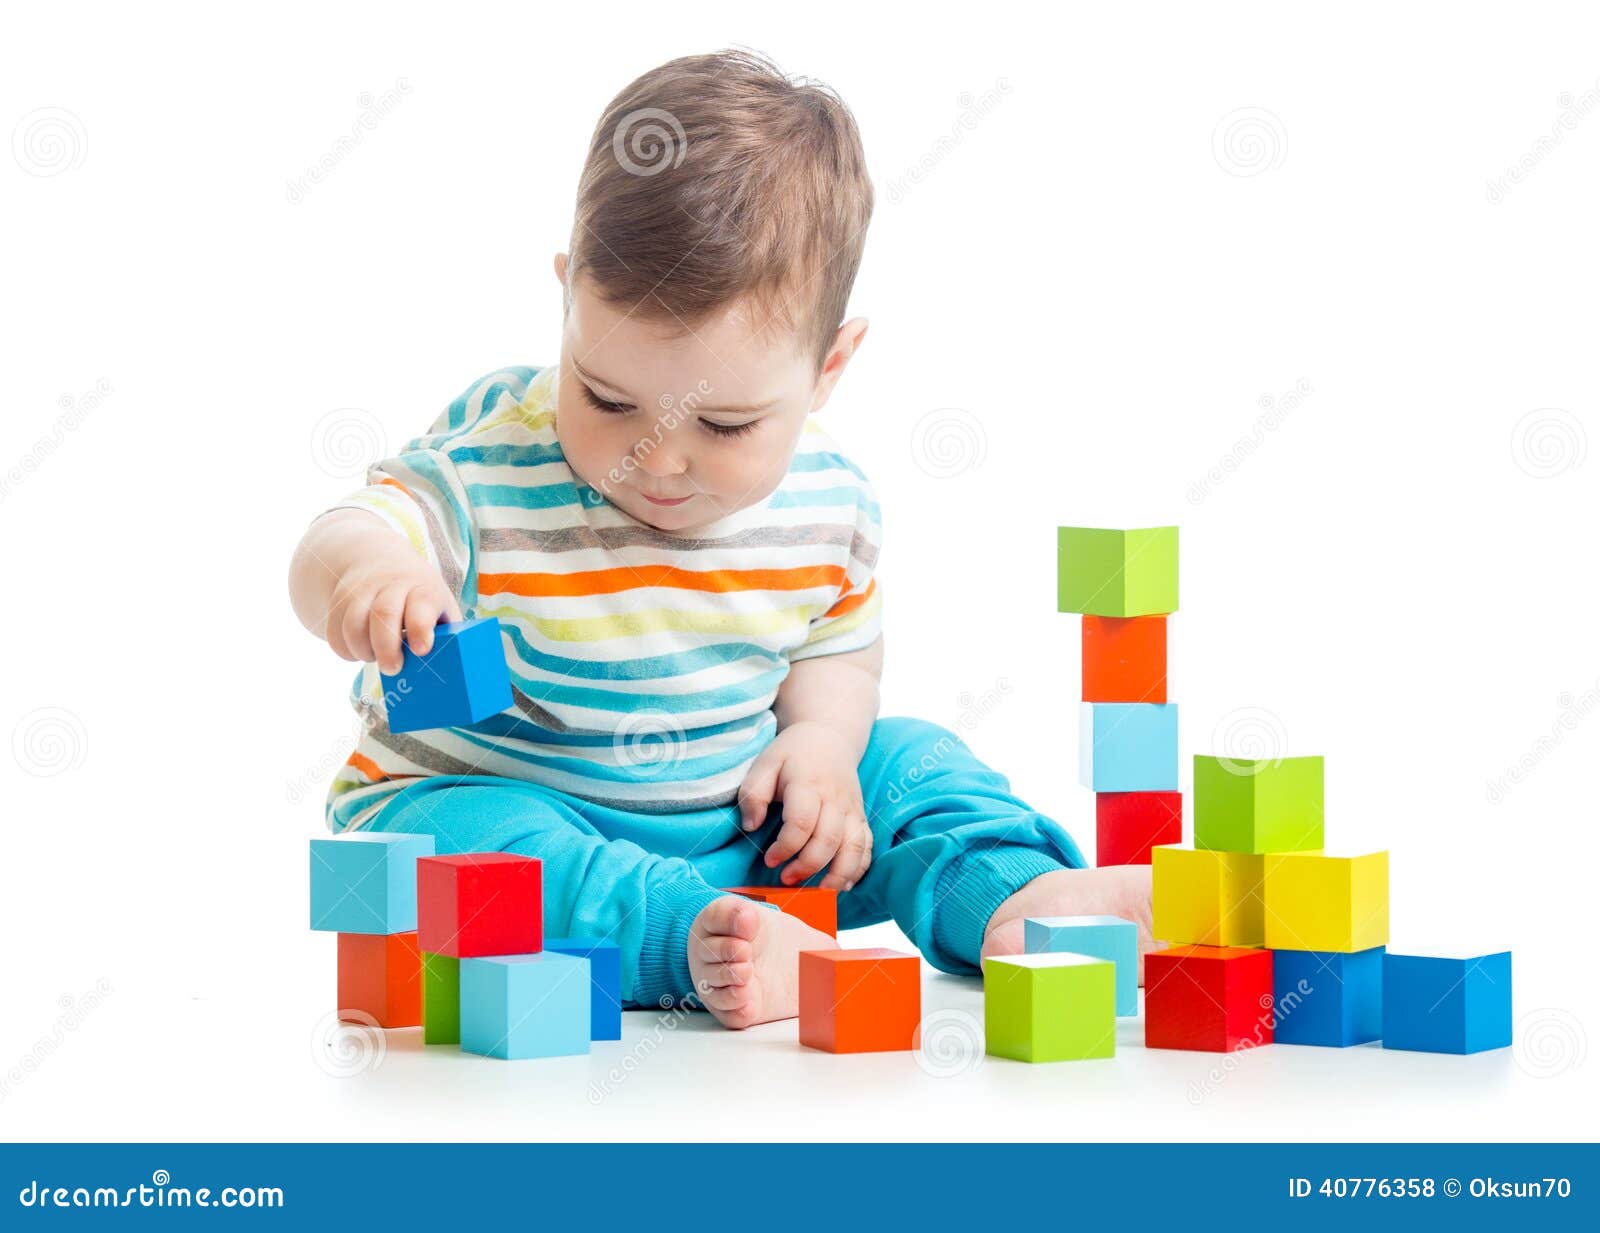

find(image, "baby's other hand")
[738,721,872,891]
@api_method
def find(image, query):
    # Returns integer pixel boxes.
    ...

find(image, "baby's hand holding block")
[380,617,514,734]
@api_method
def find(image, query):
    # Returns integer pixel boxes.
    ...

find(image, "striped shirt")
[322,365,883,831]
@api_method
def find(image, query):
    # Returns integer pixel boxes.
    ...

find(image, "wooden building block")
[1382,951,1512,1054]
[1096,791,1182,866]
[542,938,623,1041]
[1022,915,1139,1015]
[1263,852,1388,953]
[1273,946,1383,1047]
[984,953,1116,1062]
[417,853,542,959]
[421,951,459,1044]
[459,953,591,1060]
[1082,615,1167,703]
[337,931,422,1028]
[380,617,514,734]
[1145,945,1274,1052]
[1057,526,1179,616]
[1078,702,1179,792]
[722,886,838,936]
[798,948,920,1053]
[1151,845,1264,947]
[309,831,436,934]
[1194,755,1324,853]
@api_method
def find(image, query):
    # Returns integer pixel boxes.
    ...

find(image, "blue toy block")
[1023,915,1140,1016]
[460,953,591,1060]
[1273,946,1383,1046]
[1382,950,1512,1054]
[379,617,514,734]
[543,937,623,1041]
[1078,702,1179,792]
[309,831,435,934]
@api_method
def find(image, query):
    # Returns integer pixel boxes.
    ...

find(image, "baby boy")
[288,49,1152,1027]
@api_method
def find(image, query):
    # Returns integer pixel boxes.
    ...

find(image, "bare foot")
[687,896,839,1029]
[980,866,1156,982]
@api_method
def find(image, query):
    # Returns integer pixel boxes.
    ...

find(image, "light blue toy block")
[460,953,591,1060]
[1078,702,1178,792]
[1273,947,1383,1046]
[542,938,623,1041]
[380,617,514,734]
[309,831,435,934]
[1382,950,1512,1054]
[1024,915,1140,1016]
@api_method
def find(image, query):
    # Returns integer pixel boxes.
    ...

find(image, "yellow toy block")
[1263,851,1389,953]
[1151,846,1264,947]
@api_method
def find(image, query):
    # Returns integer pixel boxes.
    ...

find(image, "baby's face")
[553,261,825,534]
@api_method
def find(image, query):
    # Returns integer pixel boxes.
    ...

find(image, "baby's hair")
[569,49,873,370]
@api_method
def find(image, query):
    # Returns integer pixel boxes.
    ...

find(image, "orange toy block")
[724,886,838,936]
[1082,616,1167,703]
[798,948,921,1053]
[337,931,422,1027]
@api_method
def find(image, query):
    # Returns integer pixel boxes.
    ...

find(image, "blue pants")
[364,717,1084,1007]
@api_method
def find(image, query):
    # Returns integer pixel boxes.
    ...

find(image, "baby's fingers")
[783,802,844,886]
[737,753,782,833]
[820,817,872,891]
[366,583,413,675]
[764,783,821,868]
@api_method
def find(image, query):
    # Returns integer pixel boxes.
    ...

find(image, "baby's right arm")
[287,508,462,675]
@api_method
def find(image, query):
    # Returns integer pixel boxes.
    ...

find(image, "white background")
[2,1,1595,1142]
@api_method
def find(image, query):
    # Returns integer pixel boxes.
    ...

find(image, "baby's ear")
[553,252,570,286]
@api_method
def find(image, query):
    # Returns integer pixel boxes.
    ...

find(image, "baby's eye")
[700,419,758,439]
[580,384,632,415]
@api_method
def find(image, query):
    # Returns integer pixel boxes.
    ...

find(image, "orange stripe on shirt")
[822,577,877,619]
[344,750,389,783]
[377,477,416,500]
[479,563,849,598]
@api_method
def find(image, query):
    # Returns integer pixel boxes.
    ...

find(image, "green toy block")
[1056,526,1179,616]
[983,953,1116,1062]
[422,951,460,1045]
[1194,755,1324,853]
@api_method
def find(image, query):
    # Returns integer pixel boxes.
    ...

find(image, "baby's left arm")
[737,637,884,890]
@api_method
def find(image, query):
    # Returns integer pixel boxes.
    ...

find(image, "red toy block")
[337,931,422,1027]
[1096,791,1183,866]
[417,853,542,958]
[798,948,921,1053]
[723,886,838,936]
[1082,615,1167,703]
[1145,944,1275,1052]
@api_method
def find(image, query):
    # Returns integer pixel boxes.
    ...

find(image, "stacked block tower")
[310,616,622,1059]
[1058,527,1183,865]
[1053,525,1513,1058]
